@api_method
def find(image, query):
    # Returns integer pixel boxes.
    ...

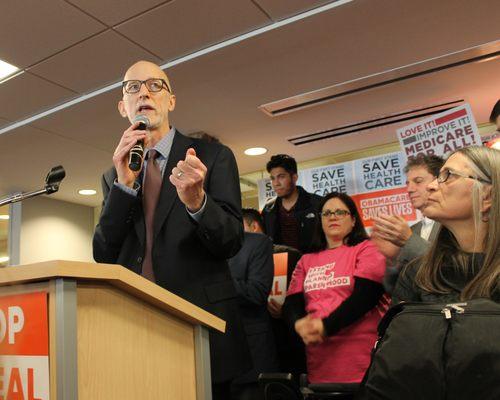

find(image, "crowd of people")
[93,60,499,400]
[232,146,499,400]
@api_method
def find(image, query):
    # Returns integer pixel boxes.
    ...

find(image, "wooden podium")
[0,260,225,400]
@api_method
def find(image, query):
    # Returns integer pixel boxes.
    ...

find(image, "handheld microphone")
[128,115,150,171]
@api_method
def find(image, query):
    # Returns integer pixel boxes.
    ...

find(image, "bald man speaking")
[93,61,251,398]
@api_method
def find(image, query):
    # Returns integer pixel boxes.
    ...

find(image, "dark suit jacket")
[384,220,441,294]
[93,130,251,383]
[228,232,279,383]
[397,220,441,267]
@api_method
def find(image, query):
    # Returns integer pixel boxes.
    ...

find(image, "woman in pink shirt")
[283,192,388,383]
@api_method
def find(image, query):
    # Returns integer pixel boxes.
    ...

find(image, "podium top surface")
[0,260,225,333]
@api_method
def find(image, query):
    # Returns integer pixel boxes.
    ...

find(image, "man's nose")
[427,178,438,192]
[138,83,150,97]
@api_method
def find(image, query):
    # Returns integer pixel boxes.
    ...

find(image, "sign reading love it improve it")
[397,103,481,159]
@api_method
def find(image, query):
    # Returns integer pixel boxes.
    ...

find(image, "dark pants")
[231,382,263,400]
[271,318,307,381]
[213,381,232,400]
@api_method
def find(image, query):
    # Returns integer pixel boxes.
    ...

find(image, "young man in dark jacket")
[262,154,322,255]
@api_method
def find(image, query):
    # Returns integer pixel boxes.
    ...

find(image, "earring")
[481,212,489,223]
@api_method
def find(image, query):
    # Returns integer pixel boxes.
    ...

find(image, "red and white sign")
[352,187,417,228]
[0,292,50,400]
[268,253,288,305]
[397,103,481,159]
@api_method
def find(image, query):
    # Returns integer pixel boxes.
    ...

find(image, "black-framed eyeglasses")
[122,78,171,94]
[436,168,491,184]
[320,209,351,218]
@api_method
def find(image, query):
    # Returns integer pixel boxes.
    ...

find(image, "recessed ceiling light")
[0,59,19,81]
[244,147,268,156]
[0,215,9,220]
[0,256,9,263]
[78,189,97,196]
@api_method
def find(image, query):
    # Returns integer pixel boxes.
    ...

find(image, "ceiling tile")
[0,125,110,207]
[0,0,105,69]
[28,30,161,94]
[0,117,11,130]
[0,72,75,121]
[68,0,168,26]
[163,0,500,174]
[255,0,336,21]
[31,88,127,153]
[115,0,270,61]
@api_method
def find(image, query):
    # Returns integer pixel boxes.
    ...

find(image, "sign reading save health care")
[352,152,405,193]
[257,151,413,227]
[301,163,352,196]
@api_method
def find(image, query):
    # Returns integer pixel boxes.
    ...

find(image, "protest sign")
[397,103,481,159]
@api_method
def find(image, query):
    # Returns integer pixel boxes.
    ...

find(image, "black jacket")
[393,253,500,304]
[228,232,280,383]
[93,130,252,383]
[262,186,322,254]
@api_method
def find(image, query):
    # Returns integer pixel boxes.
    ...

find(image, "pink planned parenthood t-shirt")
[287,240,388,383]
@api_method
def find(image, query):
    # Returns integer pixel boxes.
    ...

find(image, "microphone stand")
[0,165,66,207]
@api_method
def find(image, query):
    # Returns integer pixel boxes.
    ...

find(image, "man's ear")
[251,221,261,233]
[292,173,298,185]
[168,94,176,112]
[117,100,128,118]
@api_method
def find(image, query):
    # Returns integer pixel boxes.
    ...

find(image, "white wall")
[20,196,95,264]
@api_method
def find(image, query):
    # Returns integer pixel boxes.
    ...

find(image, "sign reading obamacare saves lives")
[0,292,50,400]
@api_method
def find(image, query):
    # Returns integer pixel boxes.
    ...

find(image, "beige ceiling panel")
[68,0,169,26]
[115,0,271,61]
[166,17,500,175]
[0,117,11,130]
[0,0,105,69]
[255,0,335,21]
[28,30,161,93]
[0,125,110,207]
[0,72,75,121]
[31,88,126,153]
[167,0,500,127]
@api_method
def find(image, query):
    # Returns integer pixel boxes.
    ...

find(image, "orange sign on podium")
[0,292,50,400]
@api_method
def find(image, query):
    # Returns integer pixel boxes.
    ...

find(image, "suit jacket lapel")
[412,221,423,236]
[428,221,441,242]
[153,130,193,240]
